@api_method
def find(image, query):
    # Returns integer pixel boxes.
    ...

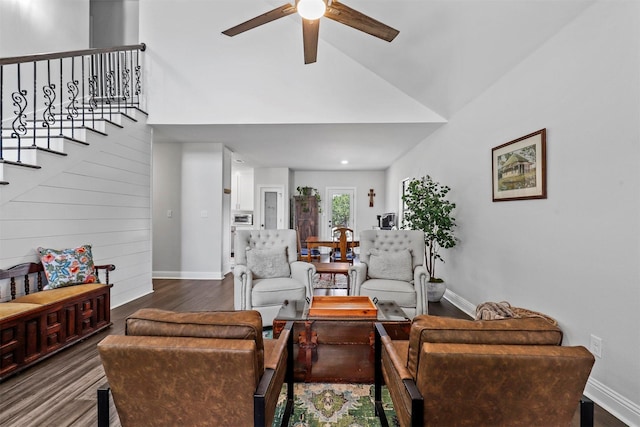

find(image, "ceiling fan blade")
[222,4,297,36]
[325,1,399,42]
[302,19,320,64]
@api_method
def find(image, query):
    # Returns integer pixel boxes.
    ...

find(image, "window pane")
[332,194,351,227]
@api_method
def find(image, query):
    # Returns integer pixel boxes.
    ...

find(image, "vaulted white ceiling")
[147,0,594,170]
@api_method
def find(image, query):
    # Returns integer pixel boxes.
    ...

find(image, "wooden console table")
[312,262,350,293]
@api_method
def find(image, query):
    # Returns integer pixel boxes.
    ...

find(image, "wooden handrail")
[0,43,146,66]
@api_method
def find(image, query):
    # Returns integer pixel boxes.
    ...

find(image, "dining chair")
[331,227,355,263]
[296,226,320,261]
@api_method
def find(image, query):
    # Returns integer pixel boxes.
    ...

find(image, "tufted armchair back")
[359,230,425,267]
[235,229,299,266]
[349,229,428,317]
[233,229,314,326]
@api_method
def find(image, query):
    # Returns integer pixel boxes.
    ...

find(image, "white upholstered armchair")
[349,230,428,318]
[234,229,316,326]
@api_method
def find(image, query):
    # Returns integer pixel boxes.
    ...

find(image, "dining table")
[305,236,359,262]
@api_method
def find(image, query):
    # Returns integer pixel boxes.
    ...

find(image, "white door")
[259,186,285,229]
[325,187,356,238]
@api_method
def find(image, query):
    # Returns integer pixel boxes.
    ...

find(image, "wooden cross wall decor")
[368,188,375,207]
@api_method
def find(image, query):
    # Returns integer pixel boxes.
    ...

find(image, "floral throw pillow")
[38,245,100,289]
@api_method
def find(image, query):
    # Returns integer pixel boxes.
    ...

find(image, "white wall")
[90,0,140,48]
[0,0,89,56]
[0,117,153,308]
[386,2,640,424]
[152,141,226,279]
[294,170,386,238]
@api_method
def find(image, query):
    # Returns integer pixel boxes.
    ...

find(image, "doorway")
[325,187,356,238]
[259,186,285,229]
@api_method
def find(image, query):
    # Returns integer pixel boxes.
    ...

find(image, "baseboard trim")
[442,289,639,427]
[152,271,224,280]
[584,377,640,427]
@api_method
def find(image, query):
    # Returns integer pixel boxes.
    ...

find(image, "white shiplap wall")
[0,113,153,307]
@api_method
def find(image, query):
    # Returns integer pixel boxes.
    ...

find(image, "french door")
[324,187,356,238]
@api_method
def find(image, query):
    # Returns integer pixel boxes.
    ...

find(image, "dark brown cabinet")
[293,196,319,247]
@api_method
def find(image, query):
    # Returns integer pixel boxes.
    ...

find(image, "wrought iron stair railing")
[0,43,146,183]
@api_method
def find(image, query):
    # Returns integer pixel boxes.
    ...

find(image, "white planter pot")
[427,280,446,302]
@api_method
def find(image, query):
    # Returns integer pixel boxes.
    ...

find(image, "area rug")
[313,273,348,290]
[272,382,399,427]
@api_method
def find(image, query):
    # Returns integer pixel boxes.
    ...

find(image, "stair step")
[30,113,125,128]
[2,127,89,141]
[80,104,143,121]
[21,118,114,134]
[1,135,86,152]
[0,157,43,169]
[0,103,146,186]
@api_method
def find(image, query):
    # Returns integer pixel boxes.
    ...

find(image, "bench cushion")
[0,303,42,321]
[9,283,109,305]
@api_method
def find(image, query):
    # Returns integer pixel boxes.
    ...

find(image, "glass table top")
[275,297,409,322]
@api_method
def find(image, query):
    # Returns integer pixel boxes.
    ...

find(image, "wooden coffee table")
[312,262,350,293]
[272,297,410,383]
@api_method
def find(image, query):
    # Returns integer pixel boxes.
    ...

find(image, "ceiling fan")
[222,0,399,64]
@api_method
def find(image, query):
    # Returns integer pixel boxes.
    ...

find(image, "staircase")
[0,44,147,186]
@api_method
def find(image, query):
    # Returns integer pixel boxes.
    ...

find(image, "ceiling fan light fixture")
[297,0,326,20]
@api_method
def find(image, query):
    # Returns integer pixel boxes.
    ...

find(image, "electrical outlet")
[590,334,602,358]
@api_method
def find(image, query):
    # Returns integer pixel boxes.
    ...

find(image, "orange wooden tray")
[308,296,378,318]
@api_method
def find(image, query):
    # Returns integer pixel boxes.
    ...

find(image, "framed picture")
[492,129,546,202]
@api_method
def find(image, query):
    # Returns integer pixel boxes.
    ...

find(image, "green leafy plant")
[296,186,322,213]
[402,175,457,281]
[331,194,350,227]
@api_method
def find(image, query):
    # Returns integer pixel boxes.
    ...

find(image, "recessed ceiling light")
[234,159,245,164]
[341,160,349,165]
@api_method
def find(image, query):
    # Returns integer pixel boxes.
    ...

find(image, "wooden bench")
[0,262,114,381]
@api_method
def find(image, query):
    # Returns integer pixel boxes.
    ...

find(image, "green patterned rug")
[272,382,399,427]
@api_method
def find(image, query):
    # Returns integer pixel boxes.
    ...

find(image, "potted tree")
[402,175,457,302]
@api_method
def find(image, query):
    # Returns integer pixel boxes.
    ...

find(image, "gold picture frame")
[492,129,547,202]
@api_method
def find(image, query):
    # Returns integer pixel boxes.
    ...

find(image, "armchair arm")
[374,323,423,426]
[233,264,253,311]
[255,321,294,427]
[348,263,368,295]
[413,265,429,315]
[374,322,414,381]
[264,323,291,370]
[290,261,316,299]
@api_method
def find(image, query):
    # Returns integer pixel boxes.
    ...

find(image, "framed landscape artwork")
[492,129,547,202]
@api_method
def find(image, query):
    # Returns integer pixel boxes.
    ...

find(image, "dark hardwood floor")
[0,275,627,426]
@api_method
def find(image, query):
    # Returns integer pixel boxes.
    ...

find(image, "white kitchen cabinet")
[232,171,254,211]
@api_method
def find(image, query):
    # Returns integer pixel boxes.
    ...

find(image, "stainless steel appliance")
[232,212,253,225]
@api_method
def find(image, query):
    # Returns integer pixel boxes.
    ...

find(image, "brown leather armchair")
[97,309,293,427]
[374,315,595,427]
